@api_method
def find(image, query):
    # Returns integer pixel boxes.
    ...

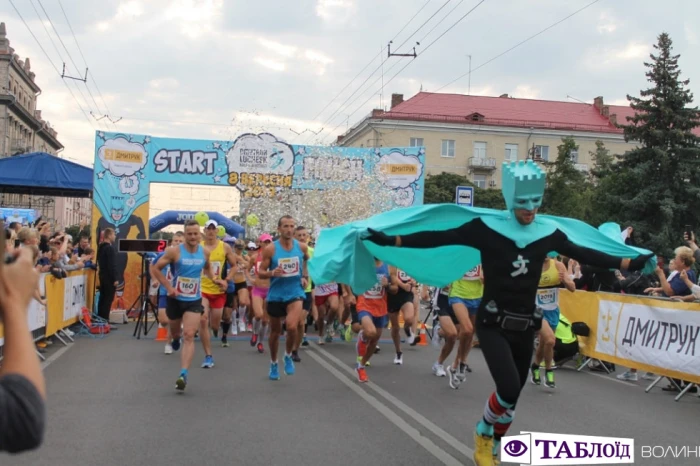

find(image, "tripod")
[131,253,160,339]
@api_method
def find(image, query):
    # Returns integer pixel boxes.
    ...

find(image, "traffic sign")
[455,186,474,206]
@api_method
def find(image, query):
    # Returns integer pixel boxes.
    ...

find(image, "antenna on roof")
[387,41,419,58]
[566,95,589,104]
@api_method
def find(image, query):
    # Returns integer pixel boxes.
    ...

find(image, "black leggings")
[476,323,535,406]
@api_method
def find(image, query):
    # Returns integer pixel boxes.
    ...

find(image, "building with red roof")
[337,91,695,189]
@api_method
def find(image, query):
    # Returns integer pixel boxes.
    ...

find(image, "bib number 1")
[176,277,200,297]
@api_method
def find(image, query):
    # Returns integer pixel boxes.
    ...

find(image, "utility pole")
[467,55,472,95]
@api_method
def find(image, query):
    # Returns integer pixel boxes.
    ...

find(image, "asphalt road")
[5,323,699,466]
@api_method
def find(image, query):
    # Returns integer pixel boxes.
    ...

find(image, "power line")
[307,0,455,144]
[307,0,434,126]
[332,0,602,143]
[320,0,486,143]
[36,0,116,131]
[7,0,96,132]
[57,0,116,128]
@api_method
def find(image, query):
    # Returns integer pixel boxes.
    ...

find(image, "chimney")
[35,110,42,120]
[371,109,384,118]
[593,96,604,112]
[499,93,509,98]
[0,22,9,54]
[390,93,404,109]
[24,57,30,71]
[601,105,609,117]
[609,113,618,126]
[336,135,345,144]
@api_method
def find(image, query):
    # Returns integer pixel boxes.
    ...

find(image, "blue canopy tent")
[0,152,93,197]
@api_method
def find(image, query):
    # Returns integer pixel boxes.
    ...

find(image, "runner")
[151,220,223,391]
[220,235,239,346]
[228,238,252,330]
[446,264,482,386]
[387,266,417,364]
[293,226,313,361]
[200,220,239,368]
[431,284,461,384]
[249,234,272,354]
[359,161,655,465]
[353,257,391,382]
[150,232,184,354]
[530,252,575,389]
[257,216,310,380]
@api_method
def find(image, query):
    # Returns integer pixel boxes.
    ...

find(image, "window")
[473,174,487,189]
[535,145,549,161]
[473,141,487,159]
[505,143,518,162]
[570,149,579,163]
[409,137,424,147]
[441,139,455,158]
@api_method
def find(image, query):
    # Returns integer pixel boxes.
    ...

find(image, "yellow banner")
[560,291,700,384]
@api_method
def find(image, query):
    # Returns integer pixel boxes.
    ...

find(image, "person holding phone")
[0,222,47,453]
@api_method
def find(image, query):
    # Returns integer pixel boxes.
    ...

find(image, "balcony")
[468,157,497,171]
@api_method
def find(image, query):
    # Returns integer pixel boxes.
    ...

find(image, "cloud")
[375,151,423,189]
[392,188,415,207]
[597,11,618,34]
[98,137,148,177]
[512,85,541,100]
[225,133,295,176]
[254,57,286,72]
[316,0,355,21]
[149,78,180,90]
[259,39,298,58]
[685,23,699,46]
[582,41,650,69]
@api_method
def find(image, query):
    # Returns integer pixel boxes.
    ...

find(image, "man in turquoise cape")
[309,160,654,466]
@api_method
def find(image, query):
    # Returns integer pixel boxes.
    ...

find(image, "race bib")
[250,265,257,278]
[176,276,200,297]
[236,260,245,274]
[398,270,412,283]
[316,283,338,296]
[536,287,559,307]
[211,261,222,278]
[364,274,386,299]
[278,257,300,277]
[463,265,481,280]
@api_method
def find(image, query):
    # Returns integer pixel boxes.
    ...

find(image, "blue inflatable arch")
[150,211,245,238]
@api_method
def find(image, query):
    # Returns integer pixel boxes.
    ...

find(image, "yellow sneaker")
[493,454,500,465]
[473,433,495,466]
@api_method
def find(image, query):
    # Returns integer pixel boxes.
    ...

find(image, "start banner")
[560,291,700,384]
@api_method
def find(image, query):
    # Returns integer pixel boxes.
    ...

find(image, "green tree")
[588,140,614,182]
[423,172,505,209]
[539,136,589,220]
[599,33,700,256]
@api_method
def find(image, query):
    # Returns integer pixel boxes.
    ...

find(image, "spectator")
[645,246,696,298]
[0,233,47,453]
[97,228,118,321]
[73,234,90,257]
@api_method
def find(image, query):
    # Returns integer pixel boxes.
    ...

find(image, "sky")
[2,0,699,168]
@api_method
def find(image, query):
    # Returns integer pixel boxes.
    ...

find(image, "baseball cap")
[247,241,257,249]
[205,219,218,229]
[222,234,236,244]
[259,233,273,242]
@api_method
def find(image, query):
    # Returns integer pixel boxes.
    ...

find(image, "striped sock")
[476,393,513,437]
[494,409,515,440]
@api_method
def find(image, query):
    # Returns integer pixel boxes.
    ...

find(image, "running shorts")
[543,308,560,330]
[267,298,304,318]
[357,310,388,329]
[252,286,269,300]
[225,291,236,309]
[448,297,481,316]
[202,292,226,309]
[388,290,413,313]
[303,291,313,312]
[234,281,247,294]
[314,292,338,307]
[166,298,204,320]
[436,294,459,325]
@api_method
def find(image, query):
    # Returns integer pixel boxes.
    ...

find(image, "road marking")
[306,349,466,466]
[310,345,475,463]
[41,343,74,370]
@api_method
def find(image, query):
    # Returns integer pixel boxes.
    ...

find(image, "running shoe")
[530,365,541,385]
[356,356,371,367]
[171,337,181,352]
[284,354,295,375]
[446,365,460,389]
[250,333,258,347]
[201,355,214,368]
[344,325,353,342]
[545,370,555,389]
[164,343,173,355]
[231,324,238,336]
[356,365,368,383]
[269,362,280,381]
[257,342,264,354]
[616,370,638,381]
[394,352,403,365]
[324,327,333,343]
[460,362,472,373]
[473,433,494,466]
[221,335,229,348]
[301,337,309,347]
[175,372,187,392]
[432,362,446,377]
[409,330,420,346]
[291,351,301,363]
[430,324,442,349]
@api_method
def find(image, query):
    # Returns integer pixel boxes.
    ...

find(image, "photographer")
[0,233,47,453]
[96,228,118,321]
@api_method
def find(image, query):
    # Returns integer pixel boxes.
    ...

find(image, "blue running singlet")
[267,239,305,302]
[171,244,206,302]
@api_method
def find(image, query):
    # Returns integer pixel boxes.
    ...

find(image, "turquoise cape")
[308,204,656,294]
